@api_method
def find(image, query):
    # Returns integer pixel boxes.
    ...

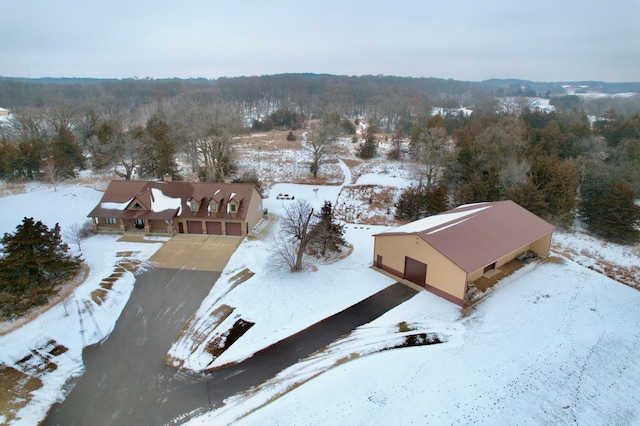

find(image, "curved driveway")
[45,235,417,425]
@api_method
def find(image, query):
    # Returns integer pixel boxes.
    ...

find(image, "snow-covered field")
[0,156,639,425]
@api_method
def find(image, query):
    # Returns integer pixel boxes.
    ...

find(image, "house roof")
[375,200,555,274]
[88,180,262,221]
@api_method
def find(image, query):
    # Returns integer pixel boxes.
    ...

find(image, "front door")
[135,219,145,229]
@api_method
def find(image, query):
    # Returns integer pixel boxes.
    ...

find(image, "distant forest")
[2,74,640,118]
[0,74,639,243]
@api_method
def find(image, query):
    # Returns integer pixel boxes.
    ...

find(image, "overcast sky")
[1,0,639,82]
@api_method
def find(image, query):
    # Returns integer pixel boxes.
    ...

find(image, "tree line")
[0,76,639,244]
[394,109,640,244]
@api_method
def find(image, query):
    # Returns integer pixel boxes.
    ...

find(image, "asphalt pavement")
[45,251,417,425]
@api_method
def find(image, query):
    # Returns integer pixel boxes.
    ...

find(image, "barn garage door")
[206,221,222,235]
[226,222,242,236]
[186,220,203,234]
[404,257,427,287]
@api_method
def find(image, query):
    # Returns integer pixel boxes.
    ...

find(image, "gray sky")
[1,0,639,82]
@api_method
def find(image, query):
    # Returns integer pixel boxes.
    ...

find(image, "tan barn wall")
[468,232,554,281]
[468,269,484,282]
[530,233,553,256]
[496,244,530,268]
[374,234,467,304]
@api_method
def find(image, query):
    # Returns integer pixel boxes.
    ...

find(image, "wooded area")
[0,74,639,243]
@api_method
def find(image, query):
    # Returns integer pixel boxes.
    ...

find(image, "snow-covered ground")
[1,175,639,425]
[0,184,163,425]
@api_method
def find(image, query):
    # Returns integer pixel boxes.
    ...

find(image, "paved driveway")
[148,234,243,271]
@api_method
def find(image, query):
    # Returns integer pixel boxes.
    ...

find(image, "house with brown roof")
[373,200,555,306]
[88,181,264,236]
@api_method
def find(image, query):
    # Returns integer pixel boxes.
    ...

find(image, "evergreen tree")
[139,114,180,179]
[357,126,378,159]
[51,123,84,178]
[579,179,640,244]
[530,154,578,227]
[387,128,404,161]
[395,182,449,221]
[308,201,347,256]
[506,181,548,219]
[0,218,82,317]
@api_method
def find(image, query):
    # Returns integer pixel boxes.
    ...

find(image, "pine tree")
[308,201,347,256]
[0,218,82,317]
[52,123,84,178]
[357,126,378,159]
[139,114,180,179]
[580,180,640,244]
[530,155,578,227]
[395,182,449,221]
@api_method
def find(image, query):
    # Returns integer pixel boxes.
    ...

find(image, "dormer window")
[133,202,143,209]
[190,201,197,211]
[230,204,237,213]
[209,202,218,213]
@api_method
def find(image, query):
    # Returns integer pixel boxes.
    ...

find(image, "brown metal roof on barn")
[88,180,262,221]
[376,200,555,273]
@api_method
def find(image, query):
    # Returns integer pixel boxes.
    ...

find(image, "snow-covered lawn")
[184,252,640,425]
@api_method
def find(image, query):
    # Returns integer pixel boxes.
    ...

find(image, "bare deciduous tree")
[275,199,316,271]
[410,126,453,188]
[42,156,58,191]
[308,121,342,178]
[167,102,244,181]
[64,221,93,252]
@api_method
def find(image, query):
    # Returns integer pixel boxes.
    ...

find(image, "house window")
[190,201,198,211]
[133,203,142,209]
[230,204,236,212]
[210,202,217,212]
[105,217,117,225]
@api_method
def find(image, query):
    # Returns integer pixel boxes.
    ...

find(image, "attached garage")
[226,222,242,236]
[186,220,203,234]
[373,200,555,307]
[206,221,222,235]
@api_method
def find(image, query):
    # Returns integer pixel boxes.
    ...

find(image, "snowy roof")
[376,200,555,273]
[88,180,262,221]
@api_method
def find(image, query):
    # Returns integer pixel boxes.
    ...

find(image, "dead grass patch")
[334,185,398,225]
[205,318,255,360]
[91,289,108,305]
[229,268,255,287]
[66,174,115,190]
[0,182,27,198]
[118,259,141,273]
[236,131,304,152]
[166,304,236,370]
[0,365,43,424]
[552,244,639,289]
